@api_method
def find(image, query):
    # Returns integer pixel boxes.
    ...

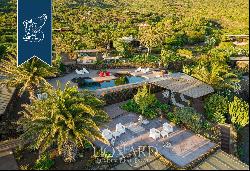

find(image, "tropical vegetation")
[0,56,58,99]
[229,96,249,130]
[18,82,109,162]
[121,85,169,119]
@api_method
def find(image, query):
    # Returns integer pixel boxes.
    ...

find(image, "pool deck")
[47,68,136,89]
[47,68,165,91]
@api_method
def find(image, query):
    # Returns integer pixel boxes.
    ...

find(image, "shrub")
[165,112,181,125]
[121,88,169,119]
[177,49,193,59]
[168,107,220,142]
[121,99,169,119]
[204,94,229,124]
[134,85,157,115]
[34,154,54,170]
[174,107,203,133]
[229,97,249,130]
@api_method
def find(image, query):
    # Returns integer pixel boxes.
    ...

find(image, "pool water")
[73,76,145,91]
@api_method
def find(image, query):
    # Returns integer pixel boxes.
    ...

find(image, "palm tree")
[0,56,58,99]
[18,82,109,162]
[191,62,239,90]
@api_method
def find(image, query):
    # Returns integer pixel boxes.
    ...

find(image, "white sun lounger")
[82,68,89,74]
[142,68,150,73]
[135,67,142,72]
[75,69,85,75]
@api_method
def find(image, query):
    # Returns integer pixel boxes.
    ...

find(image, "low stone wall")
[100,84,164,105]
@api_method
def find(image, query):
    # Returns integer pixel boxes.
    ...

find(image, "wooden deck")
[0,86,15,116]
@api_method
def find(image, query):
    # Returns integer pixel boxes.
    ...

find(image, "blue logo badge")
[17,0,52,66]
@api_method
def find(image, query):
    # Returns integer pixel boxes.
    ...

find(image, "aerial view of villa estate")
[0,0,249,170]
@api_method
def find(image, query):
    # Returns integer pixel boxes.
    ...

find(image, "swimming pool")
[72,75,145,91]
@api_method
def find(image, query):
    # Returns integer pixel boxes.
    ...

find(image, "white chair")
[149,128,161,140]
[102,129,113,141]
[116,123,126,135]
[163,123,173,133]
[160,129,169,138]
[138,115,149,125]
[135,67,142,72]
[142,119,149,125]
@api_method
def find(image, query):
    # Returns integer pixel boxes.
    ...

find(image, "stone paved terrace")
[0,150,18,170]
[94,105,216,168]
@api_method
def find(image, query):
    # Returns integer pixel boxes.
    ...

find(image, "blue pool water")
[75,76,145,91]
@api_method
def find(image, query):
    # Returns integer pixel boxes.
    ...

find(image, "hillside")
[0,0,249,54]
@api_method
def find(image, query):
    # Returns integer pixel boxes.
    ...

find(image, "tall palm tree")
[0,56,58,99]
[18,82,109,162]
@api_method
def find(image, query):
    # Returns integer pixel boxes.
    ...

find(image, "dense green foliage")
[165,107,220,142]
[1,0,249,53]
[0,0,16,57]
[183,53,240,90]
[121,86,169,119]
[133,85,156,115]
[34,154,54,170]
[121,99,169,119]
[204,94,229,124]
[229,96,249,130]
[18,82,109,160]
[174,107,203,133]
